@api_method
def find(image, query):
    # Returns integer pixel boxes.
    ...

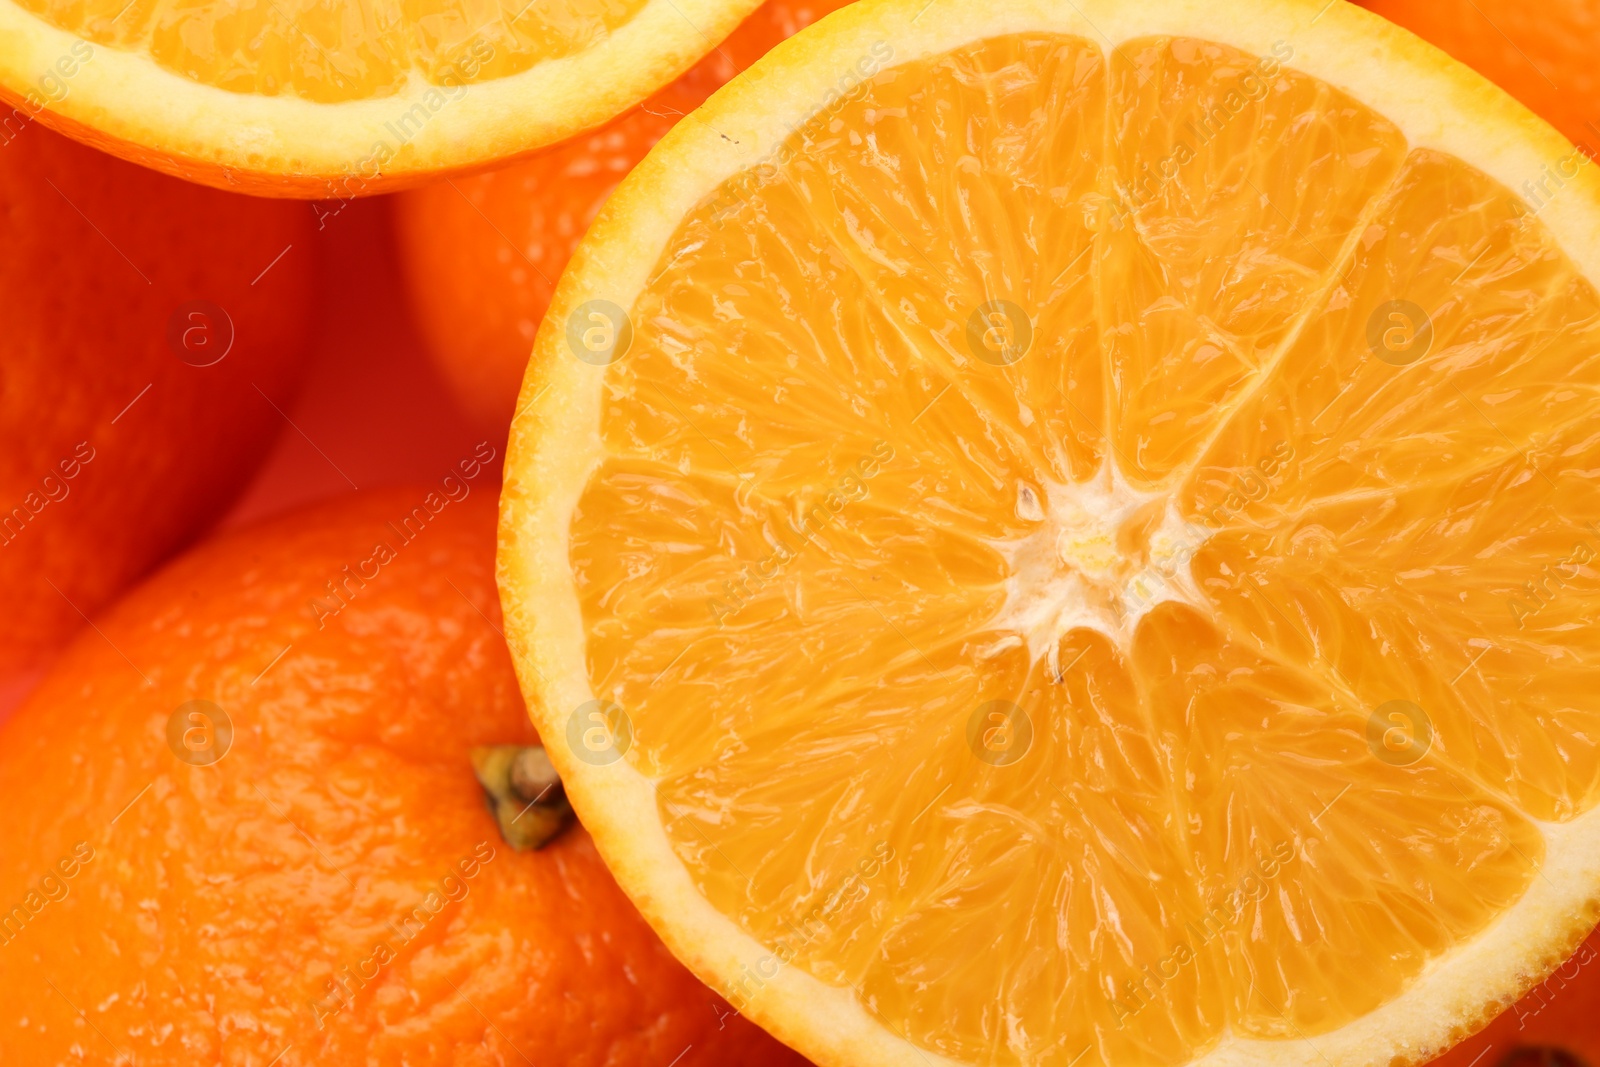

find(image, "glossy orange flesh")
[569,33,1600,1066]
[16,0,651,101]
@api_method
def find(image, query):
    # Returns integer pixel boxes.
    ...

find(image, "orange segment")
[613,181,1043,544]
[1103,37,1409,485]
[1135,605,1539,1036]
[1185,147,1600,822]
[768,32,1108,485]
[499,2,1600,1065]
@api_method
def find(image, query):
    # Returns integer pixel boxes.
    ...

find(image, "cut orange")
[0,0,760,194]
[497,1,1600,1065]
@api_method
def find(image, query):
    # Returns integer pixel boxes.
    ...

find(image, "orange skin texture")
[0,124,316,677]
[1359,0,1600,153]
[391,0,856,433]
[0,488,808,1066]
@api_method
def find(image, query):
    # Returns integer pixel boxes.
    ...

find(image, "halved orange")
[0,0,760,194]
[498,0,1600,1064]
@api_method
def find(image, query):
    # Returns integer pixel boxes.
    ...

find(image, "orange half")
[0,0,762,194]
[499,1,1600,1064]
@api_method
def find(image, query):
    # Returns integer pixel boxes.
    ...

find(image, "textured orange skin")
[391,0,856,432]
[1359,0,1600,153]
[0,124,315,676]
[0,488,809,1066]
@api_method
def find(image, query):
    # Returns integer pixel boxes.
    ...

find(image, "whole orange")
[0,125,316,677]
[391,0,856,433]
[0,486,806,1066]
[1358,0,1600,152]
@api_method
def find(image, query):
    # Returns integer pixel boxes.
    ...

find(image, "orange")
[498,0,1600,1064]
[0,0,762,194]
[393,0,854,432]
[0,486,809,1066]
[0,124,314,678]
[1358,0,1599,154]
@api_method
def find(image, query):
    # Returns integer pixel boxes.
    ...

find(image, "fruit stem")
[469,745,575,851]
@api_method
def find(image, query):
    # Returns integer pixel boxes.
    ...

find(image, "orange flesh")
[23,0,650,101]
[569,34,1600,1066]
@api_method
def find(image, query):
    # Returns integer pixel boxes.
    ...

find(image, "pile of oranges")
[1,0,1599,1064]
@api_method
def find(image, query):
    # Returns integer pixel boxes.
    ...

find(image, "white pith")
[497,1,1600,1066]
[991,464,1210,665]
